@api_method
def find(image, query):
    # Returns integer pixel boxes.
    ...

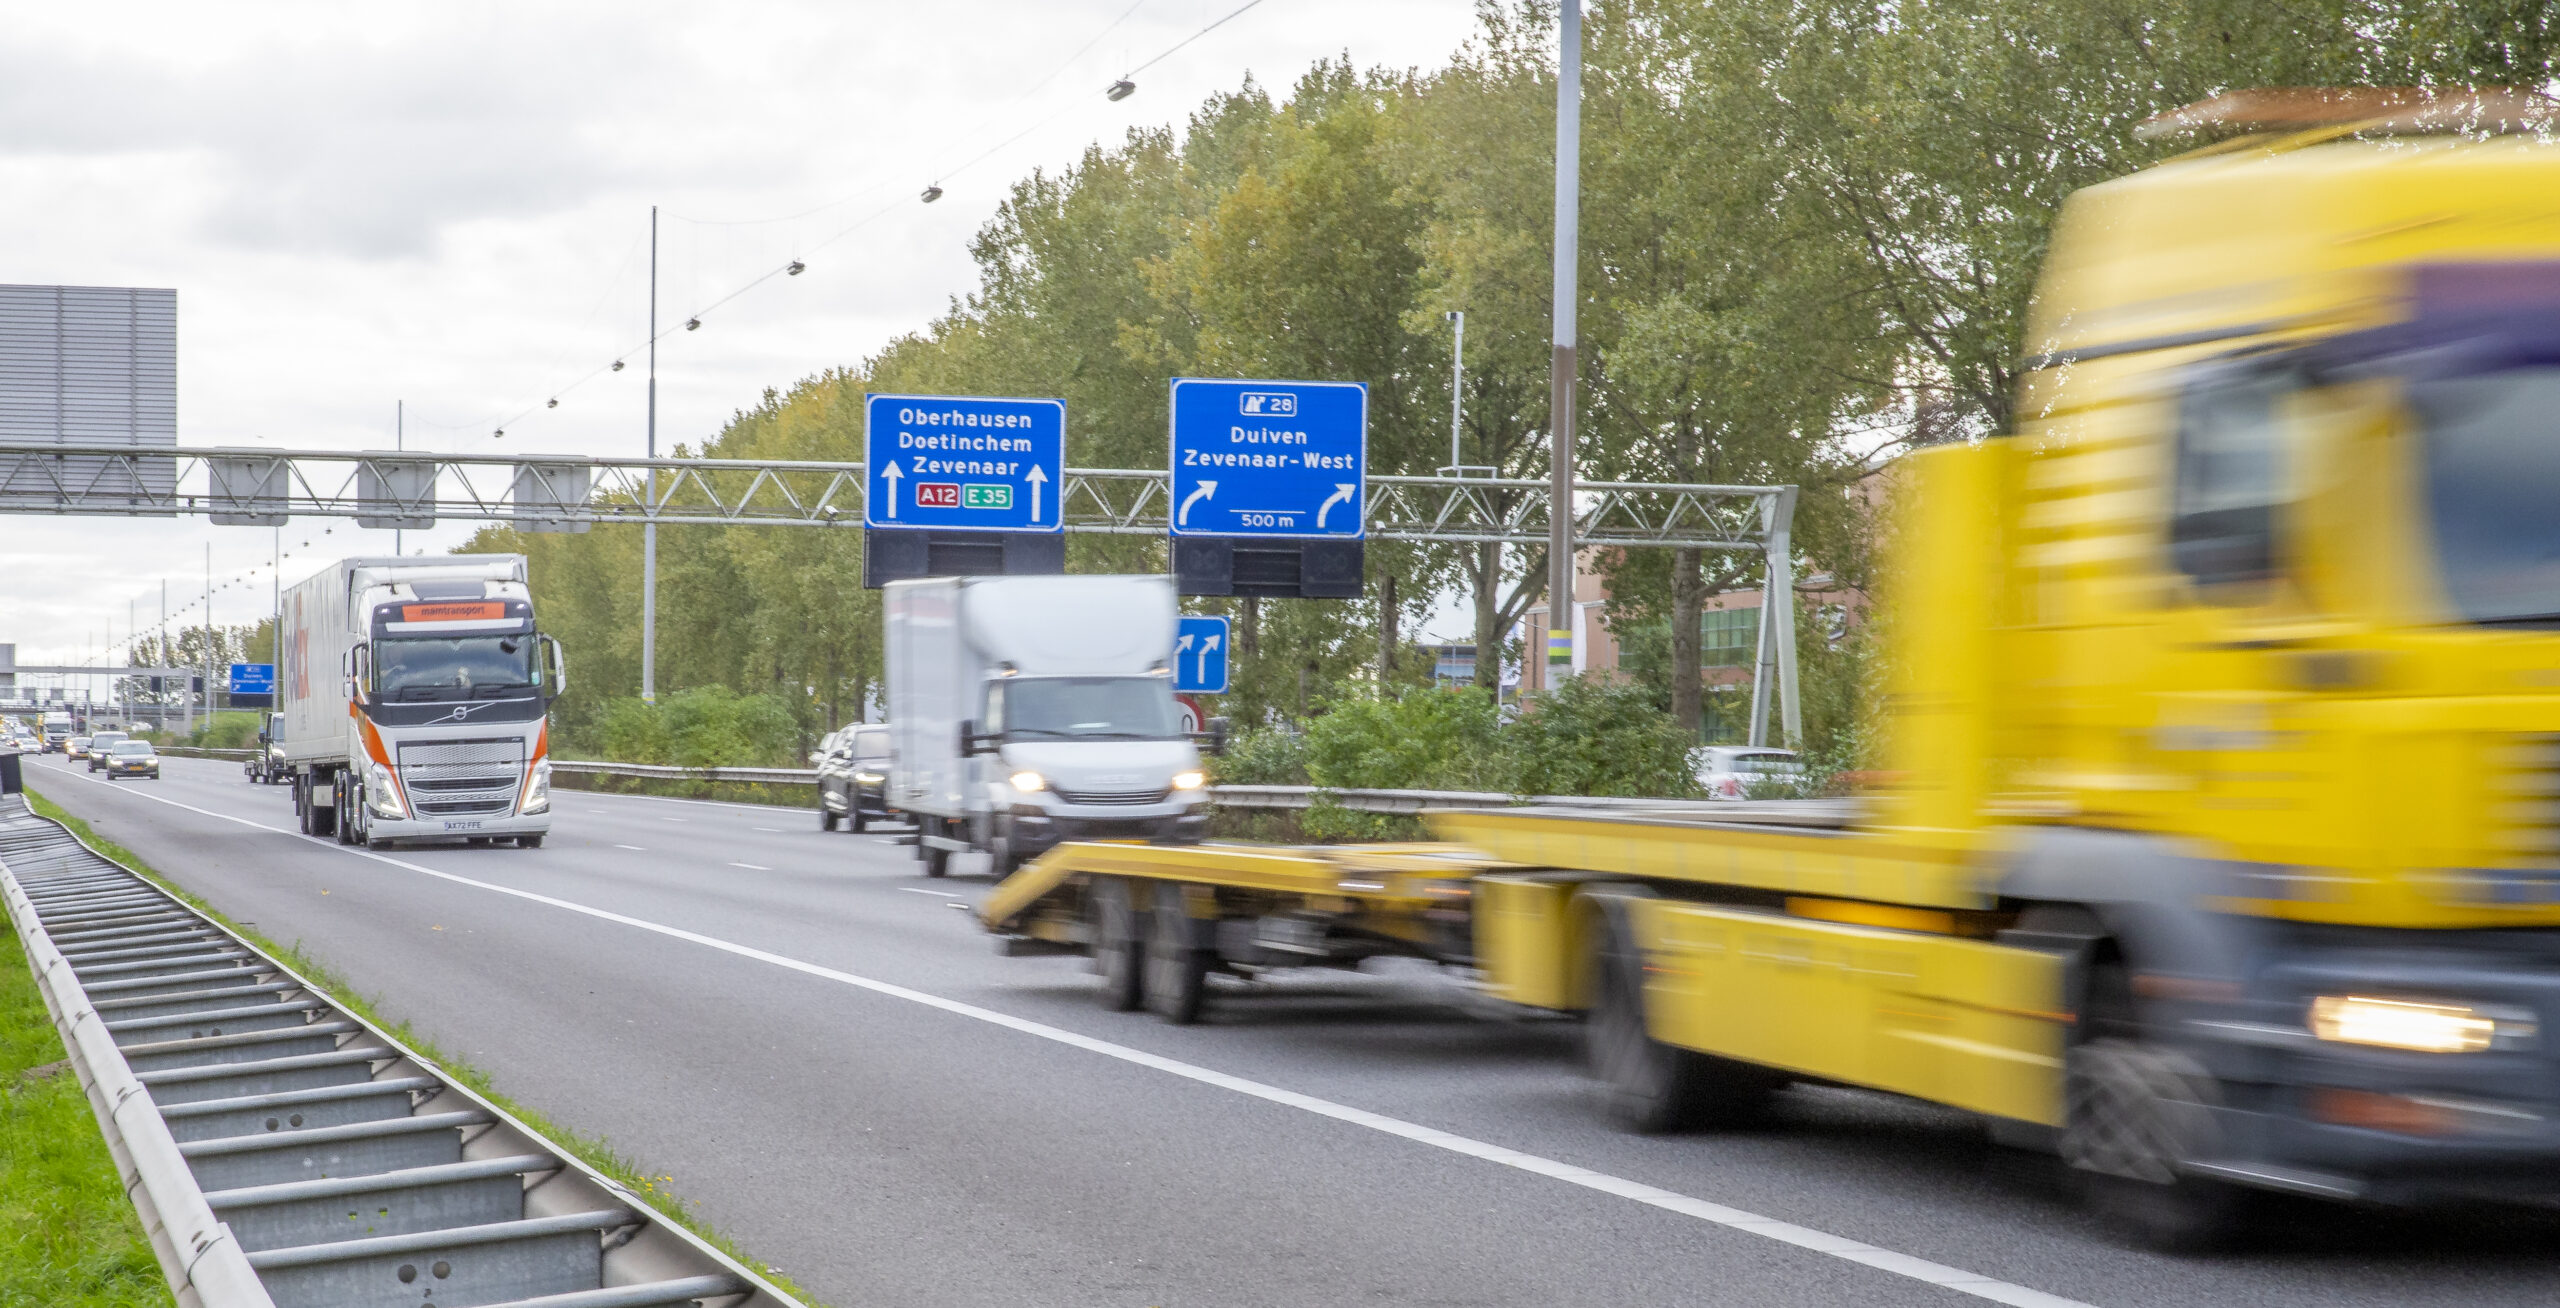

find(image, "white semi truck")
[886,575,1212,878]
[277,555,565,849]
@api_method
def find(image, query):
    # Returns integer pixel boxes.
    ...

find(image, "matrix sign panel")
[1168,378,1366,538]
[229,663,276,695]
[864,394,1065,532]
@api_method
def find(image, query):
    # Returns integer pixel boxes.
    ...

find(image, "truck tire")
[922,828,951,878]
[1091,877,1147,1012]
[2061,958,2249,1251]
[1587,888,1778,1132]
[302,777,332,838]
[820,801,839,832]
[849,807,868,835]
[1144,880,1210,1025]
[518,834,545,850]
[333,774,359,846]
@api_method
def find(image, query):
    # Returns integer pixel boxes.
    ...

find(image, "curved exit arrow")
[1178,480,1218,527]
[1316,483,1356,529]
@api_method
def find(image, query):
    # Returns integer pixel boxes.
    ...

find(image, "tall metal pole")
[1447,310,1465,471]
[394,400,404,556]
[643,204,659,705]
[1544,0,1583,686]
[203,543,213,725]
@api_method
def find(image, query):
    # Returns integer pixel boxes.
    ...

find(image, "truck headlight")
[854,770,884,784]
[1171,770,1205,791]
[364,761,407,819]
[1010,770,1046,793]
[520,760,552,815]
[2309,996,2510,1054]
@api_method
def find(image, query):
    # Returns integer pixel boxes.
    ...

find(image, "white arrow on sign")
[1026,464,1048,523]
[1178,480,1218,527]
[880,462,904,519]
[1195,633,1222,683]
[1316,483,1356,529]
[1176,632,1195,655]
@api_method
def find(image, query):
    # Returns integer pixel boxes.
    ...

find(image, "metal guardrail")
[545,759,1827,817]
[0,792,799,1308]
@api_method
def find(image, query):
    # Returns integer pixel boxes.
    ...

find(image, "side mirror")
[959,718,998,756]
[807,751,824,765]
[542,635,568,701]
[257,730,269,743]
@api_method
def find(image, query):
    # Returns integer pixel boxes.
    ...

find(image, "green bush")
[590,686,801,768]
[1507,677,1701,799]
[1211,725,1310,785]
[1302,688,1511,793]
[187,711,263,750]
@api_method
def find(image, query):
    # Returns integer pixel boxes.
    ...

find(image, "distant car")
[66,735,93,761]
[85,731,129,771]
[102,740,160,780]
[816,723,894,833]
[1690,746,1805,800]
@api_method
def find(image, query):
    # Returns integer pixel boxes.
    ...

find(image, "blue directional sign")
[1169,378,1366,538]
[1175,616,1230,694]
[865,393,1065,532]
[229,662,275,695]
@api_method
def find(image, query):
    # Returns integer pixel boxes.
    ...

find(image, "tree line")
[459,0,2553,762]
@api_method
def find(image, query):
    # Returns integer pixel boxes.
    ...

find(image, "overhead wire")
[471,0,1280,444]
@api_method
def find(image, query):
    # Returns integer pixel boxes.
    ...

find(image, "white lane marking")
[660,817,687,823]
[36,770,2090,1308]
[900,887,962,899]
[752,827,783,833]
[615,845,646,852]
[728,862,771,871]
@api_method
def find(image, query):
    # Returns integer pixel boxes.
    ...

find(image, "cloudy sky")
[2,0,1495,675]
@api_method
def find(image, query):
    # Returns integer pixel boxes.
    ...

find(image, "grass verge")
[0,856,170,1304]
[20,786,828,1308]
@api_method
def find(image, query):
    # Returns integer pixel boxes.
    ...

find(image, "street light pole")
[1446,310,1465,472]
[394,399,404,556]
[643,204,659,705]
[1545,0,1583,686]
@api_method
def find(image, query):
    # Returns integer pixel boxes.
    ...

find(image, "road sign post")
[1174,616,1230,694]
[864,393,1067,587]
[1168,378,1367,598]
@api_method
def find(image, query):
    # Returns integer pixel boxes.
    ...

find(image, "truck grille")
[1052,786,1171,806]
[397,736,524,818]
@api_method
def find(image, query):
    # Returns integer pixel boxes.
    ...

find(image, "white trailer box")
[277,555,565,849]
[886,575,1206,877]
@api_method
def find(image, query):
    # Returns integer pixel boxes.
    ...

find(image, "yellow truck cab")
[983,90,2560,1245]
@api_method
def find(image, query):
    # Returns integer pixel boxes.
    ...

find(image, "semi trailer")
[981,90,2560,1245]
[276,554,565,849]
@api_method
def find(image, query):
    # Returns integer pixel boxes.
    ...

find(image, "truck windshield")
[997,677,1182,740]
[376,635,538,700]
[2418,366,2560,624]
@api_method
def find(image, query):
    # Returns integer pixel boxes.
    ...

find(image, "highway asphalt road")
[22,752,2560,1308]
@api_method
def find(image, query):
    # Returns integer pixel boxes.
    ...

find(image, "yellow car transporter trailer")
[983,90,2560,1247]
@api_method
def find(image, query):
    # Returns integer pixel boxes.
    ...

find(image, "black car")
[816,723,894,833]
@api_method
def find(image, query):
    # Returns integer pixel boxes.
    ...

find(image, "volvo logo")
[424,702,489,725]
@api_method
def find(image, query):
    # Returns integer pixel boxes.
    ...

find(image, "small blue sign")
[865,393,1066,532]
[1175,616,1230,694]
[1169,378,1366,538]
[229,662,275,695]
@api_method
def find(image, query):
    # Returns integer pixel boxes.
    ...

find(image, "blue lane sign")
[1175,616,1230,695]
[229,662,275,695]
[1169,378,1366,538]
[864,393,1065,532]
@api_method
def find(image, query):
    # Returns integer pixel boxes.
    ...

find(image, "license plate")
[442,820,483,831]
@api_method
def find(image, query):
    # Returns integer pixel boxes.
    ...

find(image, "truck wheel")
[849,807,868,835]
[1587,890,1776,1132]
[1144,881,1210,1025]
[2062,989,2247,1250]
[302,779,330,837]
[923,835,950,878]
[333,775,359,845]
[1091,878,1147,1012]
[518,834,545,850]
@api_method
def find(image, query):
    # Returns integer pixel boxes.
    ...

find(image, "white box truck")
[277,555,565,849]
[886,575,1212,877]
